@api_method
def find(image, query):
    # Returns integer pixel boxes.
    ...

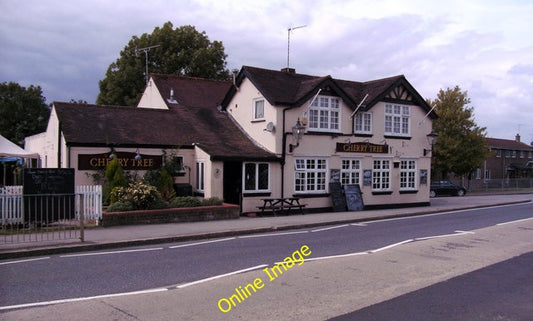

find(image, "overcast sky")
[1,0,532,142]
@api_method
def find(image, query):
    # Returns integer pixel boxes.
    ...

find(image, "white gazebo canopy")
[0,135,39,159]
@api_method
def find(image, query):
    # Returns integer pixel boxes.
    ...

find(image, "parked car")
[430,180,467,197]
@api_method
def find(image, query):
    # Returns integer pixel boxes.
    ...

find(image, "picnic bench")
[257,197,306,216]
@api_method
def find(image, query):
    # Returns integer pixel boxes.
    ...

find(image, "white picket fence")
[0,185,102,225]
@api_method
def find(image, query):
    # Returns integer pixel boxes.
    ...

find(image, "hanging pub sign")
[336,142,389,154]
[78,152,163,170]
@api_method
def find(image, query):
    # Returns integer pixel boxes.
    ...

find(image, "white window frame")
[354,112,372,134]
[399,159,417,191]
[372,159,391,191]
[195,161,205,192]
[385,104,410,137]
[308,95,341,132]
[294,158,328,193]
[253,98,265,121]
[243,162,270,192]
[340,158,361,186]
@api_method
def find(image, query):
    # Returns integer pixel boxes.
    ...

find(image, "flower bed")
[102,203,240,227]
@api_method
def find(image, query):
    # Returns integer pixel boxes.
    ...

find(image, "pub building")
[25,66,437,213]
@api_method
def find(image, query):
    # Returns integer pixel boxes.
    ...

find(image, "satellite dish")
[265,122,275,132]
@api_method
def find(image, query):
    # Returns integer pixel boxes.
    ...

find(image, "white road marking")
[311,224,350,232]
[0,288,168,311]
[496,217,533,226]
[169,237,235,249]
[350,223,368,226]
[60,247,163,258]
[176,264,268,289]
[0,257,50,265]
[414,230,474,241]
[238,231,309,238]
[302,251,369,262]
[368,239,414,253]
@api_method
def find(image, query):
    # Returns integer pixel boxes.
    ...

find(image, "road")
[1,201,532,320]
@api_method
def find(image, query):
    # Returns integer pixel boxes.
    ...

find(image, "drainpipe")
[281,106,297,198]
[57,122,62,168]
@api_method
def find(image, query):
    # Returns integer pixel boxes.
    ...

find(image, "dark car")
[430,180,467,197]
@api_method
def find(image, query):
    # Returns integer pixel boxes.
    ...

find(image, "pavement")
[1,192,532,260]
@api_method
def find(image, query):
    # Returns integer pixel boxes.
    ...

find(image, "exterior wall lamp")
[424,130,438,156]
[289,118,306,153]
[134,148,142,161]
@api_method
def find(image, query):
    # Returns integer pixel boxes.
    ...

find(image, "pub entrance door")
[223,161,242,206]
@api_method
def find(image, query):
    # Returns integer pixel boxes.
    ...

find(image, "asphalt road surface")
[1,201,532,320]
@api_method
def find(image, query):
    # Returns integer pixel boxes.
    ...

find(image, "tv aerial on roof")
[287,25,306,69]
[135,44,161,84]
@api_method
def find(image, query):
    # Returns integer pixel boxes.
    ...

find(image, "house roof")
[486,137,533,151]
[53,101,278,161]
[221,66,436,118]
[150,74,232,108]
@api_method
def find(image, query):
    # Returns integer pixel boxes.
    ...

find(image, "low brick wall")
[102,203,240,227]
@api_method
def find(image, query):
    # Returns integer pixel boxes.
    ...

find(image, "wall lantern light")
[134,148,142,161]
[289,118,305,153]
[424,130,438,156]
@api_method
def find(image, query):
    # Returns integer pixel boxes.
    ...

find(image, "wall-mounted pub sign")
[336,142,389,154]
[78,152,163,170]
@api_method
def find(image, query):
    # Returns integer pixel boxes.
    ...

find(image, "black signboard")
[329,182,347,212]
[344,184,363,211]
[23,168,75,222]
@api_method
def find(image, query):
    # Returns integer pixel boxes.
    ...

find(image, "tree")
[427,86,490,180]
[97,22,231,106]
[0,82,50,146]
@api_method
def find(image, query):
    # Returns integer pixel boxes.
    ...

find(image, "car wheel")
[430,190,436,198]
[457,189,465,197]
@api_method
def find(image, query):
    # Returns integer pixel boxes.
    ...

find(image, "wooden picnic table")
[257,197,306,216]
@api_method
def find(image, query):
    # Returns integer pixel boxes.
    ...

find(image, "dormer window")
[385,104,410,137]
[308,95,340,132]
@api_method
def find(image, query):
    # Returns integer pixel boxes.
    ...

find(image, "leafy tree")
[97,22,231,106]
[105,157,127,204]
[427,86,490,180]
[0,82,50,146]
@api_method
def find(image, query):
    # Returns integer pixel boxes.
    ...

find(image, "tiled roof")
[223,66,434,117]
[150,74,231,108]
[486,137,533,150]
[53,101,278,161]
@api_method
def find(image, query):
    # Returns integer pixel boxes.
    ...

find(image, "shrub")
[107,201,135,212]
[147,198,169,210]
[170,196,201,208]
[201,197,223,206]
[110,181,161,210]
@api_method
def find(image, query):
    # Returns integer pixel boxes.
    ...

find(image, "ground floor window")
[244,162,269,192]
[295,158,327,193]
[341,159,361,186]
[372,159,390,191]
[399,159,417,190]
[196,161,205,192]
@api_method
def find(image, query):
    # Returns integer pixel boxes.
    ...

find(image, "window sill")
[384,135,411,140]
[243,192,271,197]
[251,119,266,123]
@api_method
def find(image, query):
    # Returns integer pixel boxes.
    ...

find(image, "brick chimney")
[515,133,521,142]
[281,67,296,74]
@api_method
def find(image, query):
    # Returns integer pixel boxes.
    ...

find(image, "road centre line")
[368,239,414,253]
[496,217,533,226]
[175,264,268,289]
[60,247,163,258]
[350,223,368,226]
[0,257,50,265]
[238,231,309,239]
[414,230,474,241]
[311,224,350,232]
[0,288,168,311]
[169,237,235,249]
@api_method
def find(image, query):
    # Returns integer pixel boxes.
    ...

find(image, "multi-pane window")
[308,96,340,132]
[294,158,327,193]
[399,160,417,190]
[253,99,264,120]
[341,159,361,186]
[385,104,410,136]
[195,161,205,192]
[372,159,390,191]
[354,112,372,134]
[244,163,269,192]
